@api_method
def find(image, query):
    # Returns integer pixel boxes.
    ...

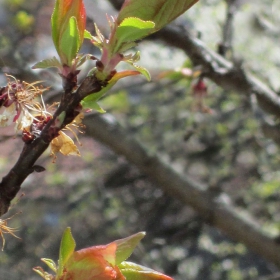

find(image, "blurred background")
[0,0,280,279]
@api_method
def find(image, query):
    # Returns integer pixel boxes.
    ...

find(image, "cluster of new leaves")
[34,228,173,280]
[0,0,198,278]
[0,0,198,159]
[33,0,198,111]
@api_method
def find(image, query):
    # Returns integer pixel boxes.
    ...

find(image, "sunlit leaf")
[82,70,140,110]
[40,258,57,273]
[57,227,76,277]
[60,16,80,65]
[81,89,107,111]
[115,17,154,45]
[33,267,52,280]
[87,101,106,113]
[51,0,86,65]
[115,232,146,264]
[119,261,173,280]
[62,243,125,280]
[32,57,61,70]
[128,63,151,81]
[33,267,45,278]
[84,29,92,40]
[117,0,198,32]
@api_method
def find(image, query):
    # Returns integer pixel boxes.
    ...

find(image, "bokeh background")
[0,0,280,279]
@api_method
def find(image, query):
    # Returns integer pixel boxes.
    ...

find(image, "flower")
[50,112,84,161]
[0,213,20,251]
[0,75,49,131]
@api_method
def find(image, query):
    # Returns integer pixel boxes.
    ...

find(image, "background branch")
[218,0,239,56]
[84,113,280,268]
[152,25,280,118]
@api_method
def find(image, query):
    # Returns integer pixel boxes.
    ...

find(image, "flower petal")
[51,131,80,157]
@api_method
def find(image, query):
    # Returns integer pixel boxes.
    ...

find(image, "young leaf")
[84,29,93,40]
[119,261,173,280]
[51,0,86,65]
[81,70,140,110]
[128,63,151,81]
[115,232,146,264]
[41,258,57,273]
[62,243,122,280]
[86,101,106,113]
[81,89,107,112]
[60,16,80,66]
[116,17,155,43]
[57,227,76,276]
[32,57,61,70]
[51,0,63,51]
[117,0,198,32]
[33,267,51,279]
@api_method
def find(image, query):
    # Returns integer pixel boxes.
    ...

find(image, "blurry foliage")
[3,0,35,34]
[0,0,280,280]
[12,11,34,33]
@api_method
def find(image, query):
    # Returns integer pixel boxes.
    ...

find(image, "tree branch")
[0,75,102,216]
[218,0,239,56]
[151,25,280,118]
[84,113,280,268]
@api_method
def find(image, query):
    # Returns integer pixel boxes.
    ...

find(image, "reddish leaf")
[62,243,125,280]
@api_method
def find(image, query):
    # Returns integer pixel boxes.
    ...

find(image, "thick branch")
[84,113,280,268]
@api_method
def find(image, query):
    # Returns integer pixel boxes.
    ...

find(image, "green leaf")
[117,0,198,32]
[112,17,155,54]
[117,41,137,54]
[119,261,173,280]
[115,232,146,264]
[33,266,53,280]
[41,258,57,273]
[33,267,45,279]
[130,63,150,81]
[82,69,142,110]
[81,89,107,112]
[60,16,80,65]
[81,69,121,110]
[84,29,93,40]
[51,0,60,51]
[51,0,86,65]
[58,227,76,277]
[32,57,61,70]
[116,17,155,43]
[86,100,106,113]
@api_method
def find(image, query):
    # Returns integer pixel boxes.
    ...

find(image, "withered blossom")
[0,75,49,131]
[0,214,20,250]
